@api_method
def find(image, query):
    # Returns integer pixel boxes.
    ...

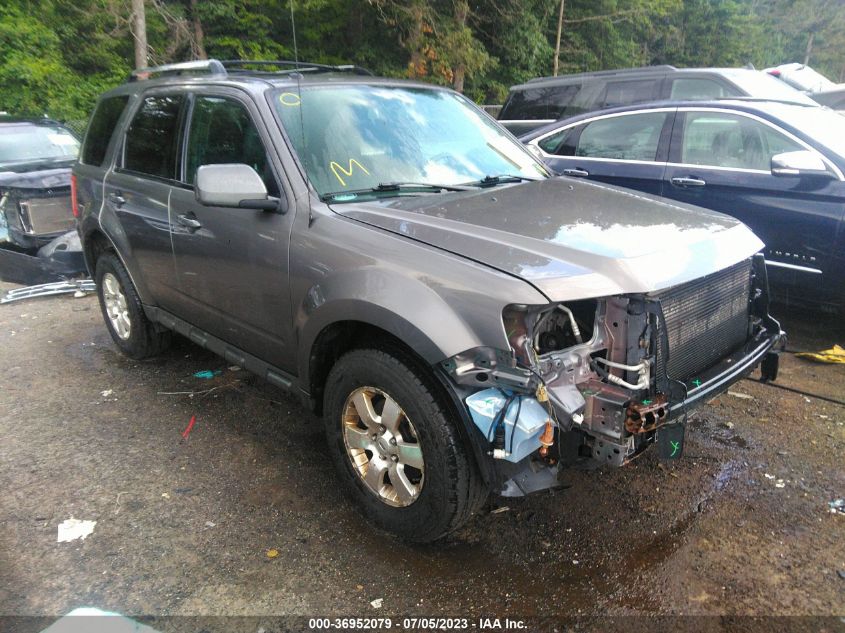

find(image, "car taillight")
[70,174,79,218]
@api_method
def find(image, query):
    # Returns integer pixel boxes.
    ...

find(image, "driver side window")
[681,112,803,171]
[185,96,279,196]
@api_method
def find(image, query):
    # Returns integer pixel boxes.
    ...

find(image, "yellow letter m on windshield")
[330,159,370,187]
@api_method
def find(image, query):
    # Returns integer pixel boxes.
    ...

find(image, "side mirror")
[771,150,833,178]
[195,164,283,212]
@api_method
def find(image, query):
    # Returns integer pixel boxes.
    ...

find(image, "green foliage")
[0,0,843,122]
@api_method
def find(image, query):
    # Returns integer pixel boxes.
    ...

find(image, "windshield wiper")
[467,174,541,188]
[321,181,475,201]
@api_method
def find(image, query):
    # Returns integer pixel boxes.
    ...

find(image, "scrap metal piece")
[1,279,95,304]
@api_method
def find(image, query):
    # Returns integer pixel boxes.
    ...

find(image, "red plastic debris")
[182,415,196,439]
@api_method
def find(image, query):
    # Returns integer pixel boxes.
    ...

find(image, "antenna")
[290,0,299,69]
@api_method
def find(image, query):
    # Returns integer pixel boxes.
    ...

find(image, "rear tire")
[95,252,170,359]
[324,347,487,542]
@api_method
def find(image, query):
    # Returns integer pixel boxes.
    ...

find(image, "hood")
[330,178,763,302]
[0,166,71,192]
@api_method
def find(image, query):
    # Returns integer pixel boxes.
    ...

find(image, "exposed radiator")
[18,195,74,235]
[656,259,753,381]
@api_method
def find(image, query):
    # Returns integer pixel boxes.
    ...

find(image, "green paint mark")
[642,399,653,405]
[670,440,681,457]
[692,379,702,388]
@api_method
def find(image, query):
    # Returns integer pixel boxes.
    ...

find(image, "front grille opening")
[655,259,752,381]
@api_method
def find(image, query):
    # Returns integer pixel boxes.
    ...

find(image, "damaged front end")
[442,255,782,497]
[0,168,75,250]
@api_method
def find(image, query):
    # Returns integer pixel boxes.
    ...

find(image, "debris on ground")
[57,518,96,543]
[193,369,222,379]
[1,279,95,304]
[181,415,197,439]
[266,548,279,559]
[490,506,510,514]
[101,389,113,398]
[795,345,845,364]
[370,598,383,609]
[837,570,845,580]
[728,391,754,400]
[829,499,845,515]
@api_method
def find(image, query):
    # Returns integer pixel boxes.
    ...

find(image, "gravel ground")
[0,281,843,630]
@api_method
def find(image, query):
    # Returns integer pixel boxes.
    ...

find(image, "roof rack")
[526,65,677,84]
[220,60,374,76]
[129,59,227,81]
[128,58,373,82]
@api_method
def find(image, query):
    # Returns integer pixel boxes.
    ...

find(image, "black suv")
[74,60,781,542]
[499,65,817,135]
[0,116,80,250]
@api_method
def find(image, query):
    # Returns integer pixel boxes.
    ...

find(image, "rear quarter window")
[81,96,129,166]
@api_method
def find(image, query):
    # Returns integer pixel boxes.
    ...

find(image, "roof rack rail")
[526,64,677,83]
[128,58,374,82]
[129,59,226,82]
[219,60,374,76]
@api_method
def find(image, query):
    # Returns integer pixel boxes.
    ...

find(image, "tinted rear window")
[601,79,660,108]
[546,84,582,119]
[500,87,550,120]
[124,95,184,180]
[81,96,129,166]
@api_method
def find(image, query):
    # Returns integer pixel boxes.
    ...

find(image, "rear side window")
[546,84,582,119]
[670,78,731,100]
[538,127,578,155]
[500,88,549,120]
[124,94,184,180]
[81,96,129,166]
[185,96,278,195]
[576,112,668,161]
[601,79,659,108]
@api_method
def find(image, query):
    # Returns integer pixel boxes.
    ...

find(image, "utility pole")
[132,0,148,70]
[553,0,565,76]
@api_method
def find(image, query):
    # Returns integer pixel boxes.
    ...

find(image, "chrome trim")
[528,107,676,149]
[765,260,823,274]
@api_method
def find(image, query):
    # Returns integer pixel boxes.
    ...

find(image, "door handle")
[562,168,590,177]
[108,192,126,207]
[671,176,706,187]
[176,213,202,230]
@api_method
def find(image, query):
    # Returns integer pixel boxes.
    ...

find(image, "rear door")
[167,89,296,370]
[663,108,845,302]
[103,91,185,311]
[531,108,675,195]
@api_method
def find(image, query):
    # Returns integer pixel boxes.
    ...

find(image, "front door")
[168,91,296,370]
[663,109,845,304]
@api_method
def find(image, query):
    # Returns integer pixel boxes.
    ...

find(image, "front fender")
[297,266,487,379]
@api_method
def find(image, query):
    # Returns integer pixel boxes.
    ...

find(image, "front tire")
[95,253,170,359]
[324,348,486,542]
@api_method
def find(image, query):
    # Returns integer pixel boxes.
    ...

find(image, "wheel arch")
[307,318,496,489]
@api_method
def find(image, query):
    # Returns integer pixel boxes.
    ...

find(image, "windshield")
[273,85,546,197]
[0,123,79,167]
[775,104,845,159]
[721,70,818,106]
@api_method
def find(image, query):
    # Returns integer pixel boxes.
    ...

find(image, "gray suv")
[74,59,782,542]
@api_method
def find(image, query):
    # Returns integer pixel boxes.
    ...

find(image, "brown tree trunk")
[131,0,148,69]
[553,0,565,76]
[452,0,468,92]
[803,31,814,65]
[190,0,207,60]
